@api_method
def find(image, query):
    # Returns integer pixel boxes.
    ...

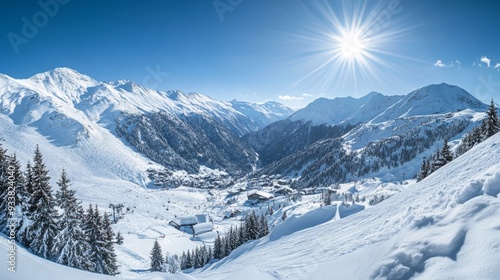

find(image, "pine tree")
[417,159,429,181]
[246,211,259,240]
[82,204,99,273]
[116,231,124,245]
[258,214,269,238]
[206,246,213,264]
[0,145,10,234]
[82,204,118,275]
[26,145,59,259]
[485,100,500,137]
[3,154,26,240]
[228,226,239,252]
[237,222,247,245]
[213,233,223,260]
[17,161,34,246]
[431,150,444,172]
[440,138,453,164]
[52,170,91,270]
[150,239,164,272]
[185,249,193,268]
[180,251,188,270]
[193,247,202,268]
[100,213,119,275]
[166,253,181,273]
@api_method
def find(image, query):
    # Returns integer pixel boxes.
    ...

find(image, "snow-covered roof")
[174,216,198,226]
[248,191,274,200]
[192,223,213,235]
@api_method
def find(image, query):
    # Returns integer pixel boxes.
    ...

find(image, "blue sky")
[1,0,500,108]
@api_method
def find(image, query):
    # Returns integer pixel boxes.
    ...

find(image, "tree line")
[0,145,119,275]
[418,100,500,181]
[150,210,270,272]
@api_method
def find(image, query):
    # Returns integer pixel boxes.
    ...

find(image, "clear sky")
[1,0,500,108]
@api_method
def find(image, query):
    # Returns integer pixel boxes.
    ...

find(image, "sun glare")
[338,30,366,60]
[285,0,414,97]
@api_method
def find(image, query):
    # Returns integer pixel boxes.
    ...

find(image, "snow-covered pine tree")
[83,204,118,275]
[237,222,247,245]
[17,161,34,246]
[82,204,99,273]
[258,213,269,238]
[430,149,444,172]
[101,213,119,275]
[417,159,430,181]
[245,211,259,240]
[193,246,202,268]
[223,232,231,257]
[213,232,223,260]
[52,170,91,270]
[440,138,453,164]
[180,251,188,270]
[26,145,59,260]
[485,99,500,138]
[166,253,181,273]
[0,145,10,234]
[228,226,239,252]
[150,239,165,272]
[185,249,193,268]
[116,231,124,245]
[206,246,213,264]
[6,154,26,237]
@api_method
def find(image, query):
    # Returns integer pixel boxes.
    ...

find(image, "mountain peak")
[289,93,402,125]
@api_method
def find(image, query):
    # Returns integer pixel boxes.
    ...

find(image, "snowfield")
[193,133,500,280]
[2,132,499,279]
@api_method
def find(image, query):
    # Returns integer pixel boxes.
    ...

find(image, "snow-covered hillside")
[194,132,500,280]
[0,67,292,178]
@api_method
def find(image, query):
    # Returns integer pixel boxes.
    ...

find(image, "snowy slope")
[194,132,500,280]
[0,233,195,280]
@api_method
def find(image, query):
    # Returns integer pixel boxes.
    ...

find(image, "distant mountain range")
[0,67,292,177]
[0,68,490,186]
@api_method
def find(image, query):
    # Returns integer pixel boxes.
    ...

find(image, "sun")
[338,30,366,60]
[284,0,414,97]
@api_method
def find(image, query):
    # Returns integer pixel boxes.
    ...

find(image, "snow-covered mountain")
[289,91,403,125]
[251,83,488,184]
[0,67,293,178]
[370,83,486,123]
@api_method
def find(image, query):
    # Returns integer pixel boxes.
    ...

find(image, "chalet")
[192,223,213,235]
[247,191,274,201]
[274,186,294,196]
[169,216,198,230]
[169,214,213,235]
